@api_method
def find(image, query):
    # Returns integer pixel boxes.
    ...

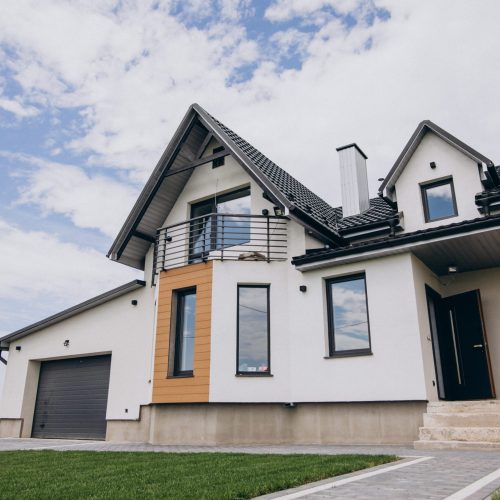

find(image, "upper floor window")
[190,187,250,261]
[326,274,371,357]
[421,178,458,223]
[237,285,270,375]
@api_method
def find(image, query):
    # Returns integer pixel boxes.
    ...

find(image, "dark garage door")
[32,355,111,439]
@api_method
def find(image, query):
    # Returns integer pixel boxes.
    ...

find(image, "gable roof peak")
[379,119,494,196]
[108,103,345,269]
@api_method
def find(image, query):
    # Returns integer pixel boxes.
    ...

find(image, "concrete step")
[423,412,500,428]
[426,400,500,414]
[414,439,500,451]
[419,426,500,443]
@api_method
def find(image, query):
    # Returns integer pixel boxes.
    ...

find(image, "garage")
[32,355,111,440]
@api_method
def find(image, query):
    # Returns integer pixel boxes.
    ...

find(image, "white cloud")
[0,97,39,117]
[270,29,312,59]
[265,0,367,21]
[0,217,140,308]
[2,152,139,237]
[0,0,499,214]
[218,0,254,20]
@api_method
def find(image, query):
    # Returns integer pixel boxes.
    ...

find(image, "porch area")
[411,224,500,449]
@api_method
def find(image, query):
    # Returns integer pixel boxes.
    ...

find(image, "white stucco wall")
[209,251,429,403]
[0,285,156,426]
[395,132,483,232]
[210,259,292,402]
[409,255,443,402]
[288,252,428,402]
[163,139,276,228]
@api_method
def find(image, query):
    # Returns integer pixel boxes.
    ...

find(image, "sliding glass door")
[189,187,250,261]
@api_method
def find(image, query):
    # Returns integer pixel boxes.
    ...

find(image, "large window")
[237,285,270,375]
[190,187,251,261]
[172,288,197,376]
[326,274,371,357]
[421,178,457,222]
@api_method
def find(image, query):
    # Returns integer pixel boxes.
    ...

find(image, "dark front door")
[426,287,494,400]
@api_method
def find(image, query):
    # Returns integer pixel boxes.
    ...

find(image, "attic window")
[212,146,225,168]
[421,178,458,222]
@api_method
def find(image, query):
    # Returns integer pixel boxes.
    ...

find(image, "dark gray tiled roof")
[208,112,396,234]
[332,197,397,232]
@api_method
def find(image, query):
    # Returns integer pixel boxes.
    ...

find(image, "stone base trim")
[105,401,427,445]
[106,406,152,442]
[0,418,23,438]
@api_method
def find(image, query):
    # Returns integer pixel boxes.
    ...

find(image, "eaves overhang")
[292,215,500,271]
[0,280,146,347]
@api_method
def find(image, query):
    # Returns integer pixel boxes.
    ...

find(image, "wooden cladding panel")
[153,261,213,403]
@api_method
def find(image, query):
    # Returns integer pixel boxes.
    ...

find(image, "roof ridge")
[202,109,344,230]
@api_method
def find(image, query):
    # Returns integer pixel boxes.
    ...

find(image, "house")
[1,104,500,448]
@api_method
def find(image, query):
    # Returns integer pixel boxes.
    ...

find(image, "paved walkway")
[0,439,499,499]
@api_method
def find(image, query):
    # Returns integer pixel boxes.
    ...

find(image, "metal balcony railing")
[153,213,288,273]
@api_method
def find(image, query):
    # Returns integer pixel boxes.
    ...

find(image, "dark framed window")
[326,274,371,357]
[171,288,197,377]
[421,178,458,222]
[237,285,270,375]
[212,146,225,168]
[189,187,251,261]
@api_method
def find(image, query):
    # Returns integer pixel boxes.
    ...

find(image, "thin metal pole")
[267,216,270,262]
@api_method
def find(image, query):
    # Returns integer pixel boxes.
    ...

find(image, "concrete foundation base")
[107,401,426,445]
[106,406,152,442]
[0,419,23,438]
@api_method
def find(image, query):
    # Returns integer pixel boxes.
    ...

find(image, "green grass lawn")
[0,450,396,499]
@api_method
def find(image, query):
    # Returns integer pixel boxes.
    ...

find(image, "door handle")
[473,344,484,348]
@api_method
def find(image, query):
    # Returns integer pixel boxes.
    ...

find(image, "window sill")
[235,373,273,377]
[425,213,458,223]
[167,372,194,379]
[324,351,372,359]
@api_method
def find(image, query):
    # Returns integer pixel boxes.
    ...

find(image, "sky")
[0,0,500,345]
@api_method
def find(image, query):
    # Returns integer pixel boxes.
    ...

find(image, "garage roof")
[0,280,145,347]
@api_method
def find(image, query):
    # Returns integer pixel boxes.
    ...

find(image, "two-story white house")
[1,104,500,449]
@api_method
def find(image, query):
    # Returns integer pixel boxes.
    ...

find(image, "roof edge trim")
[292,214,500,268]
[0,280,146,346]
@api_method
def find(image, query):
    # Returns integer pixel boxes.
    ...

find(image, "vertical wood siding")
[153,261,213,403]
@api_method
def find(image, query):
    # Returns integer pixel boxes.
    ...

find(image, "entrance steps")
[414,400,500,450]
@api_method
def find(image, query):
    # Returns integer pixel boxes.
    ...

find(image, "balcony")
[153,213,288,273]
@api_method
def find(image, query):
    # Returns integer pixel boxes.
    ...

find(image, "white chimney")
[336,143,370,217]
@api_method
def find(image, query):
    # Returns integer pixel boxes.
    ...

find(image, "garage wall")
[0,285,155,436]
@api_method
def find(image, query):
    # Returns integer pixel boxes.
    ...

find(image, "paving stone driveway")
[0,439,499,499]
